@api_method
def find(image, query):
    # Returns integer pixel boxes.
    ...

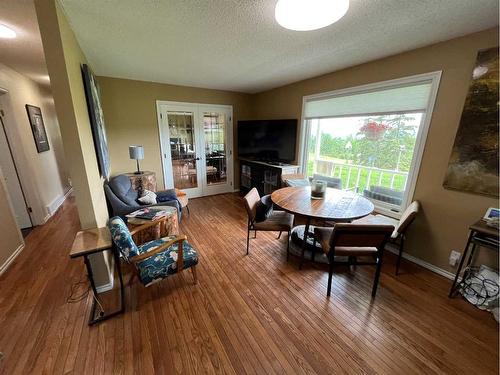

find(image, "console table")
[240,158,299,196]
[70,227,125,325]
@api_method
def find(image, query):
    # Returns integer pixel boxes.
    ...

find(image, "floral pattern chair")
[108,216,198,287]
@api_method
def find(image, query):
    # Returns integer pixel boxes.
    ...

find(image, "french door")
[157,101,233,198]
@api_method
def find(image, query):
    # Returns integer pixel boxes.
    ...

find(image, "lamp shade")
[129,145,144,160]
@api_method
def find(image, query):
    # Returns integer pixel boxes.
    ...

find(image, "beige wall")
[98,76,252,189]
[0,62,70,224]
[252,28,499,273]
[0,62,71,270]
[35,0,108,230]
[35,0,111,286]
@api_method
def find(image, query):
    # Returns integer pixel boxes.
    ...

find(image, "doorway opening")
[157,101,234,198]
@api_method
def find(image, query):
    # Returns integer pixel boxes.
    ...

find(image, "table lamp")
[129,145,144,175]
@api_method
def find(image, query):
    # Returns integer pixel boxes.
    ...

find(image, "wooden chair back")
[243,188,261,223]
[397,201,420,235]
[328,223,394,250]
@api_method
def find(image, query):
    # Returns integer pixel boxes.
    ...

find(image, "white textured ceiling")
[0,0,49,86]
[59,0,499,93]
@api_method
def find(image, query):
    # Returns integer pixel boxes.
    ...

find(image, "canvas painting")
[26,104,50,153]
[82,63,110,178]
[443,47,499,197]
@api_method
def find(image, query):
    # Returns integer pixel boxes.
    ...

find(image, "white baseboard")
[0,244,24,276]
[386,244,455,280]
[44,188,73,222]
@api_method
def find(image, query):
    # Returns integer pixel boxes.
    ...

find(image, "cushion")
[157,189,177,203]
[175,188,187,197]
[254,210,294,231]
[353,214,399,238]
[312,174,342,189]
[138,189,157,205]
[108,216,140,259]
[136,236,199,286]
[109,175,139,206]
[284,178,310,187]
[255,194,273,222]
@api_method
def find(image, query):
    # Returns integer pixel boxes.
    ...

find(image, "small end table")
[70,227,125,325]
[127,206,179,244]
[449,219,499,297]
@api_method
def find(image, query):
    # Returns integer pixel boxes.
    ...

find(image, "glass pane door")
[203,111,227,186]
[166,111,199,191]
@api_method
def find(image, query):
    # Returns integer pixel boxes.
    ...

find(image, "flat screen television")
[237,119,297,163]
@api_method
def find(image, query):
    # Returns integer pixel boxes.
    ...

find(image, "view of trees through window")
[306,113,423,204]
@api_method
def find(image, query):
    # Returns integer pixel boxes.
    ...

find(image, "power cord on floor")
[67,273,107,318]
[66,277,90,303]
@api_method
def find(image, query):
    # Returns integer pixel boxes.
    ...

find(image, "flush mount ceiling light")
[0,24,16,39]
[275,0,349,31]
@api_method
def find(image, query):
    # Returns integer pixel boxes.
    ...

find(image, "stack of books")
[126,207,173,224]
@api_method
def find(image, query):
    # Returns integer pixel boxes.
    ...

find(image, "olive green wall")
[98,76,253,189]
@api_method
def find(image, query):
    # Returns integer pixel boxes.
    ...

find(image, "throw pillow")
[138,189,157,205]
[175,188,187,197]
[255,194,273,222]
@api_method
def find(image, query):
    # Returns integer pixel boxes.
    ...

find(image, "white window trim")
[298,71,442,218]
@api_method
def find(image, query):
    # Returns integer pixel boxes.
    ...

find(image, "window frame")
[298,71,442,218]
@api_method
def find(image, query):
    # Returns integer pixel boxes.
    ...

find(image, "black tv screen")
[237,119,297,162]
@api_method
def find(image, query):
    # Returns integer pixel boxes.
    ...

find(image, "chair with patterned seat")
[108,216,198,289]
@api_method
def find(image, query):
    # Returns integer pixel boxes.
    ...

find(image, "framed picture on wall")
[26,104,50,153]
[81,63,110,178]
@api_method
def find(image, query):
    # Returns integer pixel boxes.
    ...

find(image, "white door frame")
[156,100,234,198]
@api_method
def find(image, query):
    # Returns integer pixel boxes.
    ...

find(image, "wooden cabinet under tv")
[239,158,300,196]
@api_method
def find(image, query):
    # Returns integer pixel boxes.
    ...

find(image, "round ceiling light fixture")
[275,0,349,31]
[0,24,16,39]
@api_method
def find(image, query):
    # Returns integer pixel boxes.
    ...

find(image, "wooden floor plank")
[0,194,498,374]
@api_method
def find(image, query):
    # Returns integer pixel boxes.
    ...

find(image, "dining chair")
[314,223,394,297]
[353,201,420,274]
[243,188,294,256]
[108,216,198,290]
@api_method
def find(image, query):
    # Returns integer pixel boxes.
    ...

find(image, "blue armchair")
[104,175,182,220]
[108,216,198,287]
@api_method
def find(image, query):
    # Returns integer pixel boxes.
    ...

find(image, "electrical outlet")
[449,250,461,267]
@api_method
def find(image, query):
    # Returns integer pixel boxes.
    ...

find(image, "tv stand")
[239,158,300,195]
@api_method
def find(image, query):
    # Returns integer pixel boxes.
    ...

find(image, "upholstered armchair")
[108,216,198,288]
[104,174,181,219]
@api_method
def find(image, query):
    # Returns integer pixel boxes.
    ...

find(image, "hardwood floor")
[0,193,498,374]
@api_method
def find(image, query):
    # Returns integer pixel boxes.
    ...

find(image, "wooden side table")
[125,171,157,194]
[449,219,499,297]
[127,206,179,244]
[70,227,125,325]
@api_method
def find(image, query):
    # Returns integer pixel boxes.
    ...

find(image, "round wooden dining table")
[271,186,374,267]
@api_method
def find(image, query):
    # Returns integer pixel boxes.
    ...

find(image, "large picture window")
[301,72,441,216]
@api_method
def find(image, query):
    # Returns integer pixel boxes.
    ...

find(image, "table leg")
[299,218,311,270]
[84,249,126,325]
[449,230,474,298]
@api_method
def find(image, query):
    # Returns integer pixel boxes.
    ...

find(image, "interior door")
[158,102,233,198]
[199,105,233,196]
[160,103,203,197]
[0,115,32,229]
